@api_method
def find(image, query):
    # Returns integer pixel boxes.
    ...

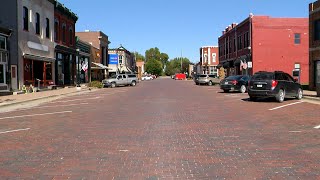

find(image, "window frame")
[35,12,40,35]
[23,6,29,31]
[62,23,66,43]
[294,33,301,44]
[0,36,6,50]
[54,19,59,42]
[46,18,50,38]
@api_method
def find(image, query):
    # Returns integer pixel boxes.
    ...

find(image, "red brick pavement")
[0,79,319,179]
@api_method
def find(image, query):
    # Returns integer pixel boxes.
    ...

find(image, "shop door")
[11,65,17,90]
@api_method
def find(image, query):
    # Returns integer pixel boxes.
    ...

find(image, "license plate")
[257,84,263,88]
[225,82,228,85]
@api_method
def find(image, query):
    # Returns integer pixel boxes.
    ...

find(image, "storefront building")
[54,0,78,86]
[76,37,91,84]
[0,28,11,91]
[108,45,136,76]
[18,0,56,89]
[309,1,320,95]
[199,46,219,76]
[218,14,309,85]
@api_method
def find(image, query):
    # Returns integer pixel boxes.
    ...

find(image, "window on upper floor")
[0,36,6,50]
[233,38,236,52]
[23,6,29,31]
[54,20,59,41]
[119,55,123,64]
[62,23,66,43]
[314,20,320,41]
[212,53,216,62]
[246,32,250,47]
[238,35,242,50]
[35,13,40,35]
[69,27,73,45]
[294,33,301,44]
[46,18,50,38]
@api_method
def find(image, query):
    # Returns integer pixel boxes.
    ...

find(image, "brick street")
[0,78,319,179]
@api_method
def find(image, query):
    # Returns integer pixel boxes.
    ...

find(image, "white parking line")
[0,111,72,120]
[269,101,304,111]
[49,97,100,103]
[225,94,239,97]
[314,125,320,129]
[0,128,30,134]
[20,103,89,110]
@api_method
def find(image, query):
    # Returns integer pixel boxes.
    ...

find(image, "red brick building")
[218,15,309,85]
[54,1,78,85]
[199,46,219,76]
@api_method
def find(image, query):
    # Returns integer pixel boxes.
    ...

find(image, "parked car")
[102,74,138,88]
[248,71,303,103]
[220,75,251,93]
[175,73,186,80]
[196,74,220,86]
[142,75,153,81]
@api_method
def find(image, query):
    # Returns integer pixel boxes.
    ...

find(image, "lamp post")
[76,48,80,86]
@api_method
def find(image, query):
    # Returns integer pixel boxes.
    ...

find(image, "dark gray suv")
[248,71,303,103]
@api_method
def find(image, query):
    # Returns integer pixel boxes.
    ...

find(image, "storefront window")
[0,64,4,83]
[46,63,52,80]
[0,36,6,50]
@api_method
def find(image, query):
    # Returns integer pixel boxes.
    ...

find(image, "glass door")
[0,64,5,84]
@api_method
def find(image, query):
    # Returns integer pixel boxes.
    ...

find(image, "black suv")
[248,71,303,103]
[220,75,250,93]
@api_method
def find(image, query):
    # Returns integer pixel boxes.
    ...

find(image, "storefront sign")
[109,54,118,65]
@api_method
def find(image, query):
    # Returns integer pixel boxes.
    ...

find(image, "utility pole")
[180,50,182,72]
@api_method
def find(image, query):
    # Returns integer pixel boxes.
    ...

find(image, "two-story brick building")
[218,14,309,85]
[108,45,136,76]
[309,1,320,95]
[199,46,219,76]
[54,1,78,86]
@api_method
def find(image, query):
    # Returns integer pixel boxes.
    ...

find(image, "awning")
[223,62,230,68]
[91,62,112,70]
[23,53,55,62]
[217,63,223,68]
[234,58,241,66]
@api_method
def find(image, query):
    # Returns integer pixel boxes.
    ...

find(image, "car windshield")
[251,73,274,80]
[110,74,117,78]
[225,76,240,80]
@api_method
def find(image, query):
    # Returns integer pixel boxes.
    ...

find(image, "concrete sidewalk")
[0,86,96,108]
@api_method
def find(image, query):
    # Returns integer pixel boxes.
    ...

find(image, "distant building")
[309,1,320,95]
[108,45,136,76]
[218,14,309,85]
[76,31,110,80]
[200,46,219,76]
[76,37,91,84]
[136,61,145,80]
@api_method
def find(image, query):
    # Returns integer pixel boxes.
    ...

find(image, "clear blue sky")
[59,0,314,63]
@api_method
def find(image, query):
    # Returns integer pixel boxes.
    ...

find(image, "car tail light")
[232,80,237,85]
[271,80,278,90]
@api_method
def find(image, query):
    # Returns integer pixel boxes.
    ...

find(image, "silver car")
[196,74,220,86]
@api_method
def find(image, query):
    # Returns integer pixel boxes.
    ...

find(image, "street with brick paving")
[0,78,319,179]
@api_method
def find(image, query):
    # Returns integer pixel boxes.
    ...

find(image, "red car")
[175,73,186,80]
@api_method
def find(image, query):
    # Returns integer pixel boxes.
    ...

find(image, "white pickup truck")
[102,74,138,88]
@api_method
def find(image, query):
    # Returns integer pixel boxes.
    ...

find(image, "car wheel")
[111,82,116,88]
[131,81,136,86]
[208,81,213,86]
[276,89,285,103]
[296,88,303,100]
[223,90,229,93]
[240,85,246,93]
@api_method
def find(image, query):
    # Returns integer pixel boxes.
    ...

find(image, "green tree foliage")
[165,57,191,76]
[134,52,145,62]
[145,48,169,65]
[145,59,163,76]
[160,53,169,66]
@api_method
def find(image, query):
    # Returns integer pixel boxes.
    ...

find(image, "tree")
[145,59,163,76]
[145,47,161,62]
[160,53,169,66]
[134,52,145,62]
[165,57,191,75]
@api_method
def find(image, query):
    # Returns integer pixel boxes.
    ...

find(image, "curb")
[0,88,97,108]
[303,95,320,101]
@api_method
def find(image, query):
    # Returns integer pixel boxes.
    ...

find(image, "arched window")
[62,23,66,43]
[35,13,40,35]
[54,19,59,41]
[23,6,29,31]
[69,27,73,45]
[46,18,50,38]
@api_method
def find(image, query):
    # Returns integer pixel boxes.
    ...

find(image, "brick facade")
[219,15,309,85]
[199,46,219,76]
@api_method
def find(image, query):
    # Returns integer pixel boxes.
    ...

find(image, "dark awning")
[223,62,230,68]
[217,63,223,68]
[234,58,241,66]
